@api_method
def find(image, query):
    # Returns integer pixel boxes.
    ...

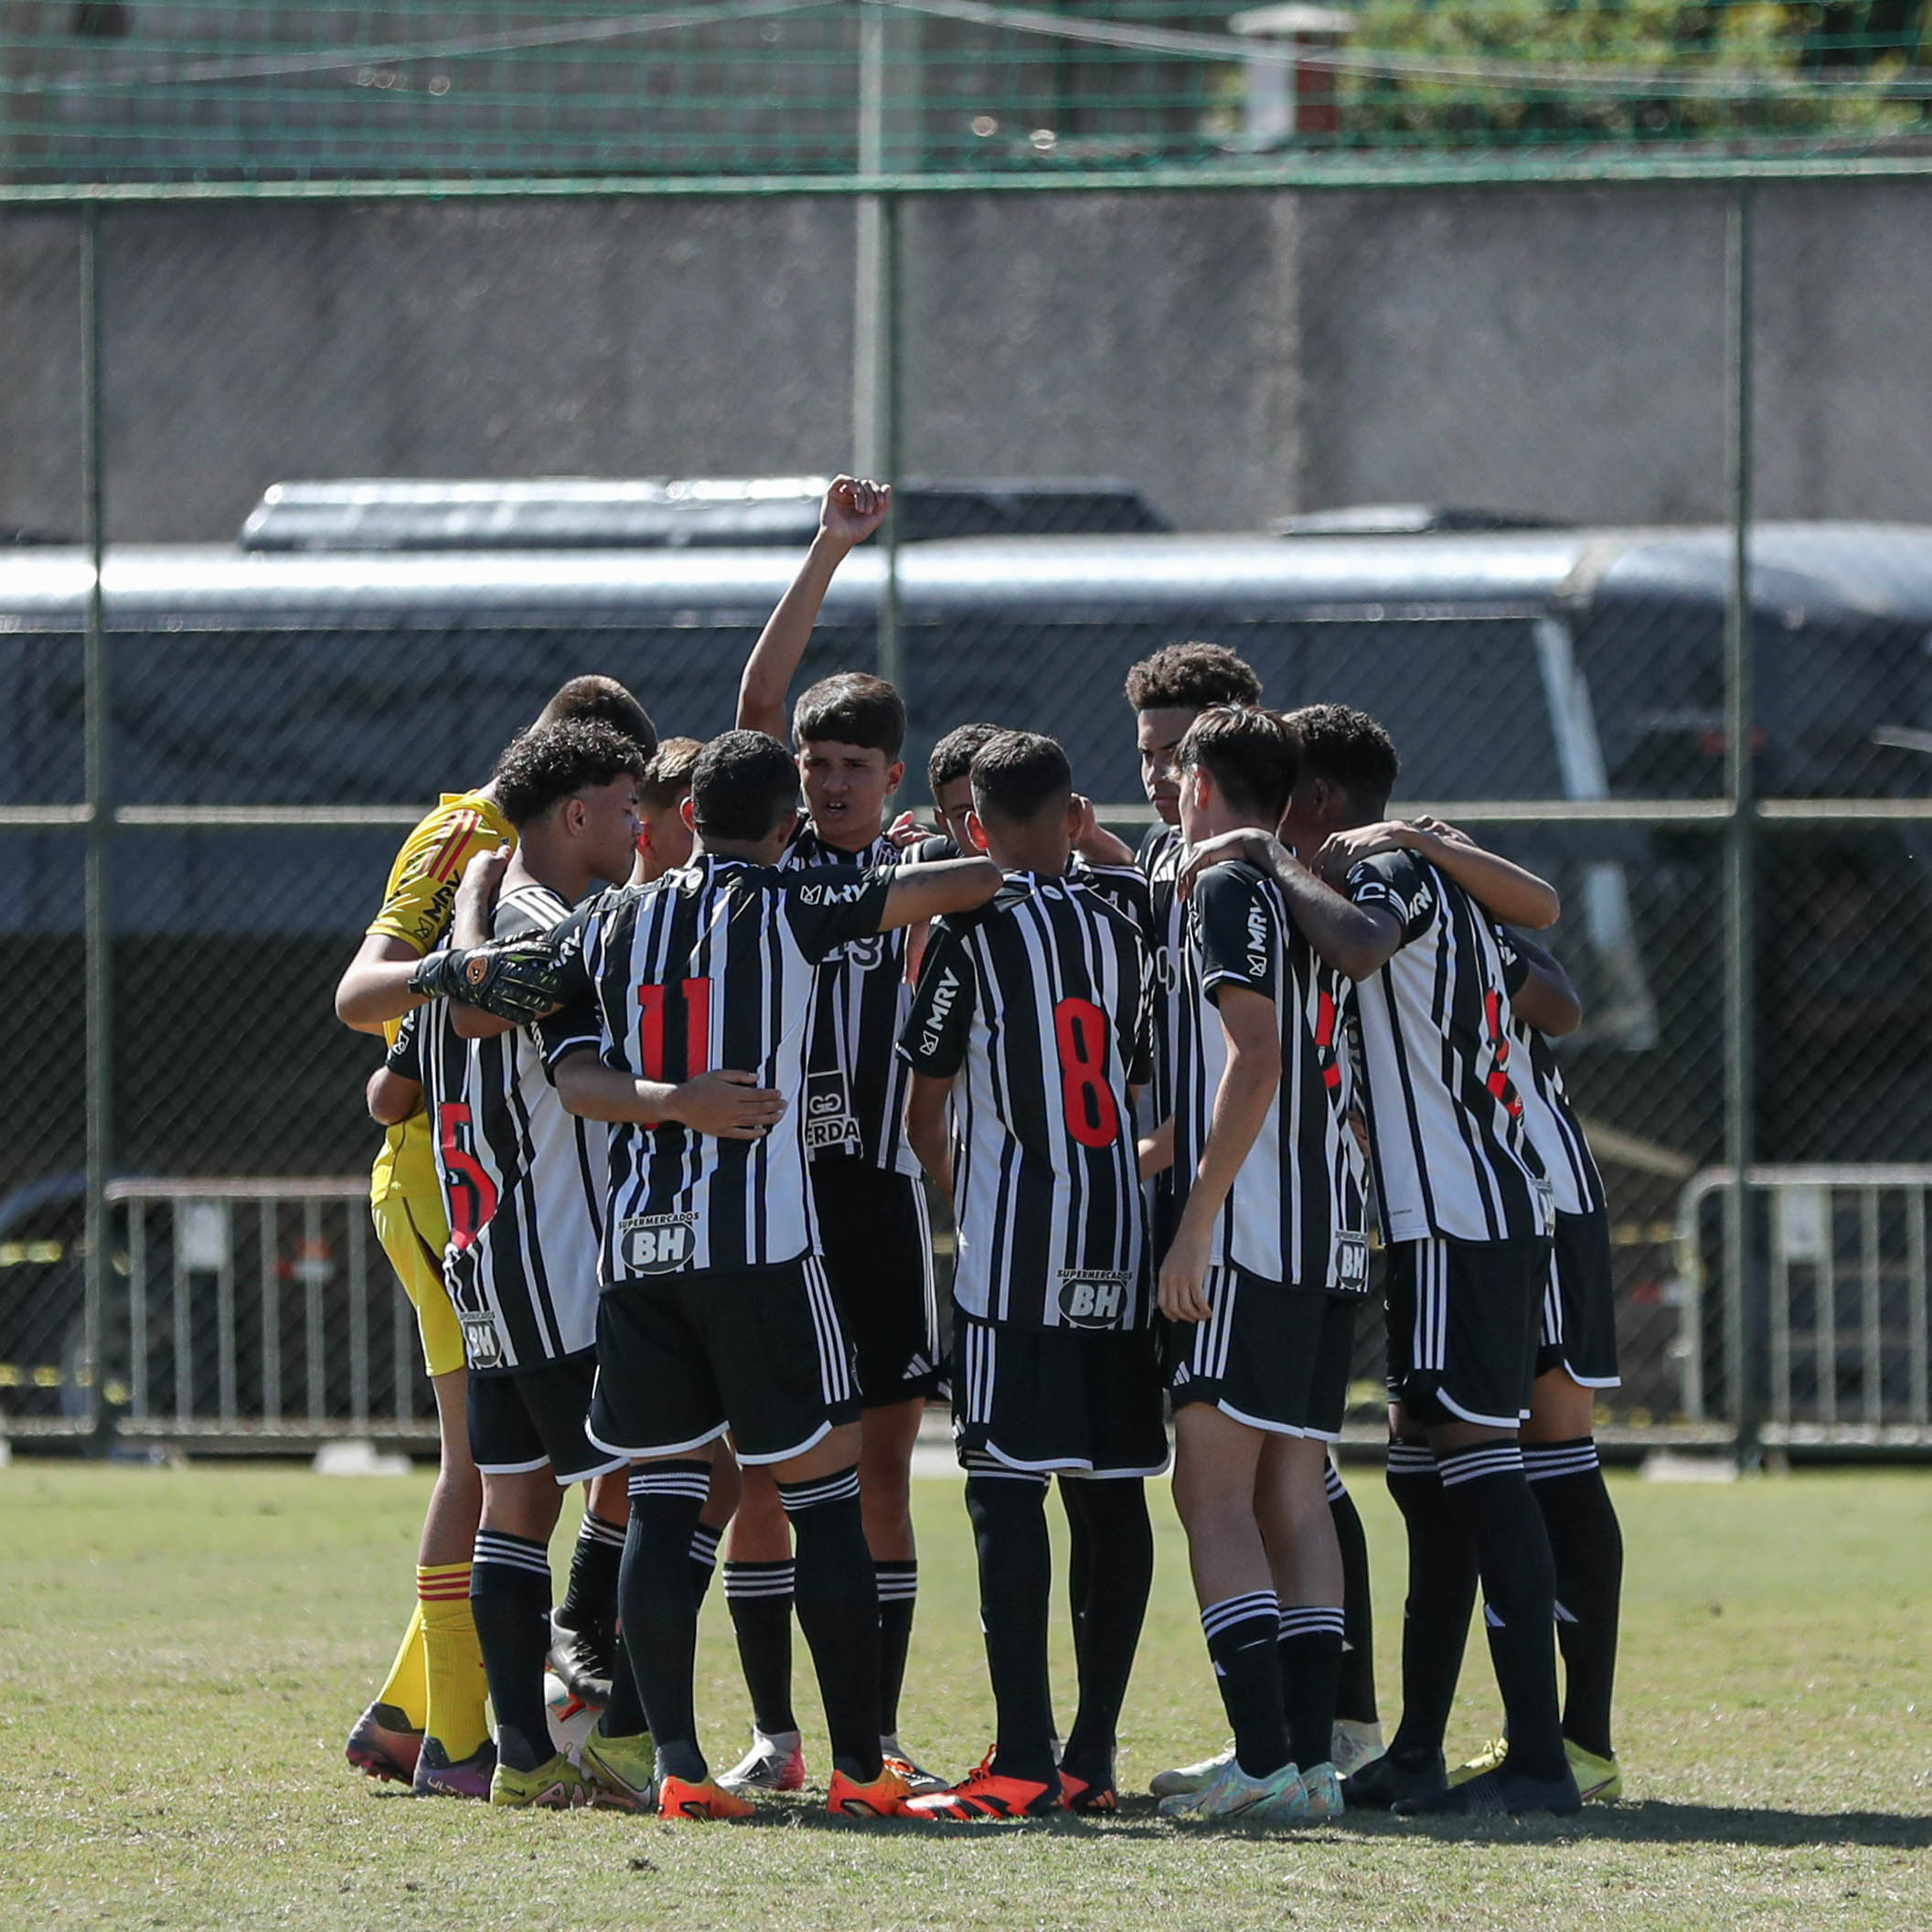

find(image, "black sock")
[1202,1591,1289,1780]
[875,1559,918,1741]
[1326,1462,1379,1726]
[470,1530,555,1773]
[1277,1604,1345,1771]
[599,1642,646,1740]
[1385,1440,1478,1761]
[722,1558,797,1736]
[1058,1478,1153,1788]
[1525,1437,1623,1760]
[1435,1441,1565,1784]
[689,1523,722,1609]
[779,1467,883,1782]
[963,1468,1057,1785]
[619,1462,711,1785]
[559,1509,624,1635]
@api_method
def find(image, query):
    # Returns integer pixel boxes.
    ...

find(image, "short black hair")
[639,735,703,811]
[792,672,905,758]
[928,721,1003,797]
[1280,703,1400,811]
[1176,705,1301,823]
[490,719,650,829]
[1124,642,1262,714]
[969,731,1072,826]
[689,730,800,844]
[534,675,658,761]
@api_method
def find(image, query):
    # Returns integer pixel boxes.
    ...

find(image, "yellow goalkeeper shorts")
[372,1190,465,1381]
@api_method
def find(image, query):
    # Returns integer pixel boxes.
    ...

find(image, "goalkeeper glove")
[409,940,560,1025]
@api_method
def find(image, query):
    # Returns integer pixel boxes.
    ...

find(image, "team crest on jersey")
[619,1212,699,1275]
[1334,1233,1371,1297]
[462,1317,503,1369]
[1056,1270,1131,1330]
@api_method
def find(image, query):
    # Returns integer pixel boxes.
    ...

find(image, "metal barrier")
[104,1179,436,1448]
[1676,1166,1932,1450]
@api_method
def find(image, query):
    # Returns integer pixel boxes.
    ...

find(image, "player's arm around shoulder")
[1180,835,1398,983]
[877,854,1001,931]
[1499,927,1584,1038]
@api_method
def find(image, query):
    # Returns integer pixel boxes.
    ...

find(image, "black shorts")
[954,1314,1169,1477]
[812,1157,944,1406]
[1536,1208,1622,1389]
[1162,1265,1358,1441]
[468,1350,624,1486]
[1385,1234,1553,1430]
[588,1256,861,1467]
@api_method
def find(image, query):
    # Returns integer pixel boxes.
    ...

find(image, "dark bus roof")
[5,522,1932,627]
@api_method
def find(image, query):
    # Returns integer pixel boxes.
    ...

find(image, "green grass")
[0,1464,1927,1929]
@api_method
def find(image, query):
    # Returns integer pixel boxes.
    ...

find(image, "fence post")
[80,203,114,1452]
[1722,183,1757,1470]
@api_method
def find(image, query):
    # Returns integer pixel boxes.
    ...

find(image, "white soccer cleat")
[1148,1741,1235,1799]
[1329,1718,1385,1779]
[1158,1756,1308,1823]
[716,1726,806,1794]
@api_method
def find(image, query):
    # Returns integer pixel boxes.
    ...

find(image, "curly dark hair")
[1278,703,1399,810]
[490,719,652,828]
[1175,706,1300,823]
[1124,642,1262,714]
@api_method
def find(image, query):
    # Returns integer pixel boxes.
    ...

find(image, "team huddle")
[333,476,1625,1824]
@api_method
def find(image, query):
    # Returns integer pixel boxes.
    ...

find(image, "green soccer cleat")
[1300,1761,1345,1819]
[1147,1742,1235,1799]
[1447,1734,1508,1787]
[1158,1756,1308,1824]
[1450,1735,1621,1801]
[488,1752,592,1809]
[581,1728,658,1813]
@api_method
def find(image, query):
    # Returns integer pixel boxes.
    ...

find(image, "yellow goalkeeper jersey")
[367,790,517,1205]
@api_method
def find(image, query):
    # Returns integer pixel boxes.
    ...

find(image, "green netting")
[0,0,1928,188]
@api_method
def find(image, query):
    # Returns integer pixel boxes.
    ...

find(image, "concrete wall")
[1,180,1927,542]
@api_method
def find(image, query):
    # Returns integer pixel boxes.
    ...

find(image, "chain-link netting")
[3,1,1928,183]
[1,176,1929,1447]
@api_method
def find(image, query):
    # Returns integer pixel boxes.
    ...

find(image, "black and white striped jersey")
[1343,851,1552,1244]
[899,870,1153,1329]
[1135,823,1187,1128]
[780,824,924,1177]
[539,854,892,1281]
[1173,860,1370,1293]
[387,882,606,1373]
[1510,1013,1607,1217]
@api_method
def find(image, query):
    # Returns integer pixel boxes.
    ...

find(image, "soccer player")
[631,736,703,885]
[1185,703,1580,1816]
[523,728,1000,1820]
[899,731,1164,1820]
[385,718,648,1807]
[717,477,945,1794]
[926,722,1002,853]
[1145,707,1368,1824]
[336,675,656,1799]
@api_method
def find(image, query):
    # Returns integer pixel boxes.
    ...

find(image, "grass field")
[1,1463,1927,1930]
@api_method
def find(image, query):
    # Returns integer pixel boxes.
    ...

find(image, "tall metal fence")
[2,3,1930,1458]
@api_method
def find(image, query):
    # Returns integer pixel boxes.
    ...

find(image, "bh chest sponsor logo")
[798,880,870,907]
[918,967,963,1058]
[1057,1270,1131,1330]
[1245,902,1270,981]
[461,1318,504,1370]
[619,1212,699,1276]
[1335,1233,1370,1294]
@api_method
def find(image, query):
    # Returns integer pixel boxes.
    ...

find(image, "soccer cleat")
[547,1611,617,1708]
[1147,1741,1235,1799]
[1158,1756,1307,1823]
[1340,1745,1446,1811]
[580,1729,657,1813]
[489,1752,592,1809]
[716,1727,806,1794]
[1393,1764,1582,1817]
[1329,1718,1384,1780]
[827,1763,917,1820]
[346,1701,422,1786]
[1058,1768,1117,1816]
[906,1754,1065,1820]
[411,1735,498,1801]
[881,1738,949,1796]
[1446,1733,1507,1787]
[657,1774,756,1821]
[1299,1761,1345,1820]
[1564,1741,1622,1803]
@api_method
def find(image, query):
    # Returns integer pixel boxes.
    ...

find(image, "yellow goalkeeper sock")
[373,1601,428,1730]
[418,1564,490,1760]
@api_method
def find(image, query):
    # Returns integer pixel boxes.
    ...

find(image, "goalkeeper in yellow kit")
[335,676,656,1798]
